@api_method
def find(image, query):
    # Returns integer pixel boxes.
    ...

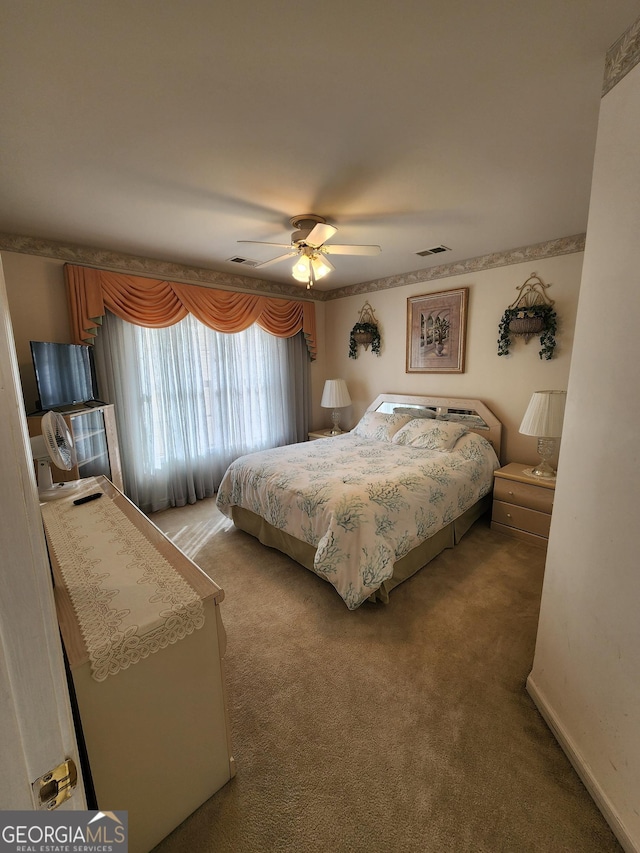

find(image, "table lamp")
[321,379,352,435]
[519,390,566,478]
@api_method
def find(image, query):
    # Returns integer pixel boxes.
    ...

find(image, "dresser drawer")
[493,477,554,513]
[492,500,552,538]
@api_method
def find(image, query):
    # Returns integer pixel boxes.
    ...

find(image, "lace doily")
[42,484,205,682]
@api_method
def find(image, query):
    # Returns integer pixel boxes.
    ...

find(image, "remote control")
[73,492,103,506]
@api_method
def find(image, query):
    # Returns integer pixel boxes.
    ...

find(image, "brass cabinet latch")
[33,758,78,810]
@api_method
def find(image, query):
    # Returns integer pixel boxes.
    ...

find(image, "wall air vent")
[416,245,451,257]
[228,256,259,267]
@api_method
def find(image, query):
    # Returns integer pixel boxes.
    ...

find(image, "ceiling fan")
[238,214,381,288]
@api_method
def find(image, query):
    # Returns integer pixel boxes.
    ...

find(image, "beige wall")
[2,253,69,411]
[318,252,583,464]
[528,59,640,850]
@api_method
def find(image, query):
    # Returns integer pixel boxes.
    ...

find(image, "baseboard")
[526,674,638,853]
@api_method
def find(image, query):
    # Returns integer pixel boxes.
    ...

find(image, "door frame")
[0,256,86,809]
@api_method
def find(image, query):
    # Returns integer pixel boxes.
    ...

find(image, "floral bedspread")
[216,432,499,609]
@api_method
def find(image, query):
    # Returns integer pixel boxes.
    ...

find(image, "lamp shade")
[311,255,332,279]
[519,390,566,437]
[292,255,311,282]
[292,254,332,283]
[321,379,352,409]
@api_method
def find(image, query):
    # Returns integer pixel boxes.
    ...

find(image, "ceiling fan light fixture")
[292,255,311,282]
[239,213,380,284]
[311,255,332,279]
[291,253,332,285]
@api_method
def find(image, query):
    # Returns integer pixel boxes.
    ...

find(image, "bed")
[215,394,502,609]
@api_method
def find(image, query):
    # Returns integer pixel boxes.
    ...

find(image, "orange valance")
[64,264,317,360]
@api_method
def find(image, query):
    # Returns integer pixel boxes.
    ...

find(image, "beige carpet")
[150,499,621,853]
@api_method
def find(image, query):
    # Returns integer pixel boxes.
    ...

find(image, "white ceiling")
[1,1,638,292]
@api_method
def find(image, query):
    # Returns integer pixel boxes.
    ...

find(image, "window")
[94,311,309,512]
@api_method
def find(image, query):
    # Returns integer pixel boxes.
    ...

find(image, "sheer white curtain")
[94,310,309,512]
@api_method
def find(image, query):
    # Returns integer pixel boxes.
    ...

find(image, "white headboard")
[366,393,502,457]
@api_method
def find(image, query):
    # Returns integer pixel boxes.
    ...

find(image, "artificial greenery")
[348,322,381,359]
[497,304,557,360]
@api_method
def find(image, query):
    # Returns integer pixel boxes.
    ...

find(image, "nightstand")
[308,429,335,440]
[491,462,556,547]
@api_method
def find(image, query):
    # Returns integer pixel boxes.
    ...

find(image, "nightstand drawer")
[308,430,332,440]
[492,500,552,538]
[490,522,547,548]
[493,478,554,513]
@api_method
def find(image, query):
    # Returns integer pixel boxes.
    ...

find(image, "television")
[30,341,99,411]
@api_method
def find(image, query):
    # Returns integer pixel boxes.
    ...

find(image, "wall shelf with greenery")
[497,273,558,360]
[349,302,381,359]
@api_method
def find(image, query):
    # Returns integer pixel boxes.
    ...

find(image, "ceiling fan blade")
[305,222,338,248]
[238,240,292,248]
[255,251,296,268]
[323,244,381,256]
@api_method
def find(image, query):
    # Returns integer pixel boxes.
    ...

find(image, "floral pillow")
[391,418,468,451]
[351,411,415,442]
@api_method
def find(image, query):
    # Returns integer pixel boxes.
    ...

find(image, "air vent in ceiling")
[416,245,451,257]
[228,256,259,267]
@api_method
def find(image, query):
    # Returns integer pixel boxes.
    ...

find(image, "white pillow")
[351,411,415,442]
[392,406,436,419]
[392,418,468,451]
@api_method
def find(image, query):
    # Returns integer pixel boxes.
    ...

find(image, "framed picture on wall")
[406,287,469,373]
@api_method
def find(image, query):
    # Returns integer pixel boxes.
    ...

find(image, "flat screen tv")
[30,341,98,410]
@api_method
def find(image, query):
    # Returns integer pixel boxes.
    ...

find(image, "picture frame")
[406,287,469,373]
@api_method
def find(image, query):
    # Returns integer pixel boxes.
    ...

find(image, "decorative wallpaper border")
[603,15,640,96]
[0,232,308,300]
[322,234,586,301]
[0,231,585,303]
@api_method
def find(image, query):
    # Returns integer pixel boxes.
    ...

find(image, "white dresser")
[42,477,235,853]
